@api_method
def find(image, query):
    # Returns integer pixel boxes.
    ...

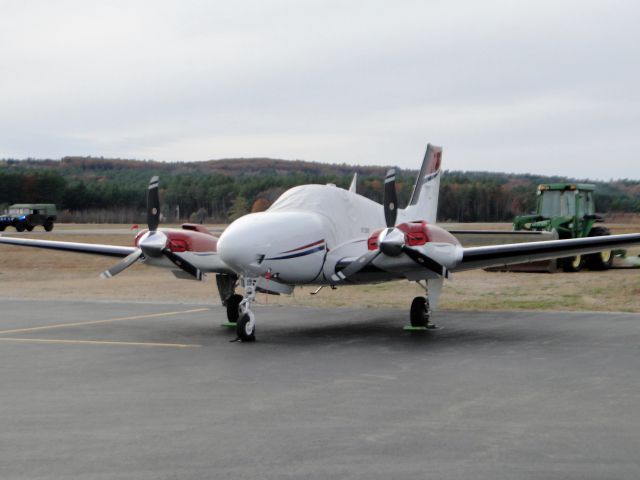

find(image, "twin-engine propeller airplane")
[2,144,640,342]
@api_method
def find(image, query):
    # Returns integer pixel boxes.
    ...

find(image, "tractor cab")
[512,183,613,272]
[538,184,596,219]
[515,184,601,239]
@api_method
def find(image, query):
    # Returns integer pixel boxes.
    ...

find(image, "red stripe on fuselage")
[281,239,324,254]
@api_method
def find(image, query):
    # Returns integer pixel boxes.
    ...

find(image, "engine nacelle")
[367,221,460,251]
[134,226,218,253]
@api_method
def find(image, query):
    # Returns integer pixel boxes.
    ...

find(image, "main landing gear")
[406,280,440,331]
[225,294,243,323]
[407,296,437,330]
[409,296,431,328]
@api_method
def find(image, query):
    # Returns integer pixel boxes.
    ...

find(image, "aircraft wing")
[333,232,640,282]
[0,235,135,257]
[454,233,640,271]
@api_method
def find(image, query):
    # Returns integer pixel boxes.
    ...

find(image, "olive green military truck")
[0,204,57,232]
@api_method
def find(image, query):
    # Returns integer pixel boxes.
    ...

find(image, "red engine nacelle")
[367,221,459,251]
[134,225,218,253]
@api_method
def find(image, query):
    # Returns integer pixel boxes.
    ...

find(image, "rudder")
[404,144,443,223]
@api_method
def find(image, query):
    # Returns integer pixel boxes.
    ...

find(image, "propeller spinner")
[100,177,203,281]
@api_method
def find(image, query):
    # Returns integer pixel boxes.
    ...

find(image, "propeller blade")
[401,246,449,278]
[384,168,398,228]
[100,249,144,279]
[331,250,381,283]
[163,249,204,281]
[147,176,160,232]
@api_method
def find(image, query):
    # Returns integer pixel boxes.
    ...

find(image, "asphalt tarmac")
[1,299,639,479]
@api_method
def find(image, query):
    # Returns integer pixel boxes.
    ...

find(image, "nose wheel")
[237,310,256,342]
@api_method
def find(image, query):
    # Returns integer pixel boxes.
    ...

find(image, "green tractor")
[513,183,613,272]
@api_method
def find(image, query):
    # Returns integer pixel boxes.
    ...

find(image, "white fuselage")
[215,183,456,285]
[217,184,390,284]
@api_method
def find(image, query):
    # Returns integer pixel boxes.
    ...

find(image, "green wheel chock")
[221,322,237,328]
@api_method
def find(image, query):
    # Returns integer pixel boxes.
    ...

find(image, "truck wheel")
[562,255,584,272]
[25,224,34,232]
[586,226,613,271]
[0,225,5,232]
[15,223,26,232]
[44,221,54,232]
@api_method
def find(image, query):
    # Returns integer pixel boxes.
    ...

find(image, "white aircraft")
[2,144,640,342]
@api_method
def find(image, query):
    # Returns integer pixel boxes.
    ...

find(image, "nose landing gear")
[236,277,258,342]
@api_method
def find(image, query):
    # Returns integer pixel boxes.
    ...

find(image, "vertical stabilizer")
[349,173,358,193]
[403,144,443,223]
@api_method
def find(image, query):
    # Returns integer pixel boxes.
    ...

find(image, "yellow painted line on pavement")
[0,337,199,348]
[0,308,210,336]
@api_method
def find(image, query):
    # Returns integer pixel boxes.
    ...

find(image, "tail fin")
[403,144,442,223]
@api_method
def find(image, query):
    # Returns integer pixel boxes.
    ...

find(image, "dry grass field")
[0,224,639,313]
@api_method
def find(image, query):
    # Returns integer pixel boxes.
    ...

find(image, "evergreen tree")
[228,195,248,221]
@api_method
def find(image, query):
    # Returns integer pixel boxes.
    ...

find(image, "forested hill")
[1,156,639,223]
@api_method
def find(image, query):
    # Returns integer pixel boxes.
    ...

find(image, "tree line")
[1,157,639,223]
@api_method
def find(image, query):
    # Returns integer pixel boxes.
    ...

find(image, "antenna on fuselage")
[348,172,358,193]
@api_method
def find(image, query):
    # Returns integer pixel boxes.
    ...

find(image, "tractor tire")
[562,255,584,273]
[586,226,613,271]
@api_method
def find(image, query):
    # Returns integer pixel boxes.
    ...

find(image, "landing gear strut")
[236,277,257,342]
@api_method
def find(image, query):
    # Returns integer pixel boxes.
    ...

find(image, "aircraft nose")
[217,211,326,277]
[218,215,267,276]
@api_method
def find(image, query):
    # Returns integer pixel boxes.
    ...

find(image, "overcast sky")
[1,0,639,179]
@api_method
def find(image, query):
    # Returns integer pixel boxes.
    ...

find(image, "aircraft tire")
[237,312,256,342]
[410,296,430,328]
[226,294,243,322]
